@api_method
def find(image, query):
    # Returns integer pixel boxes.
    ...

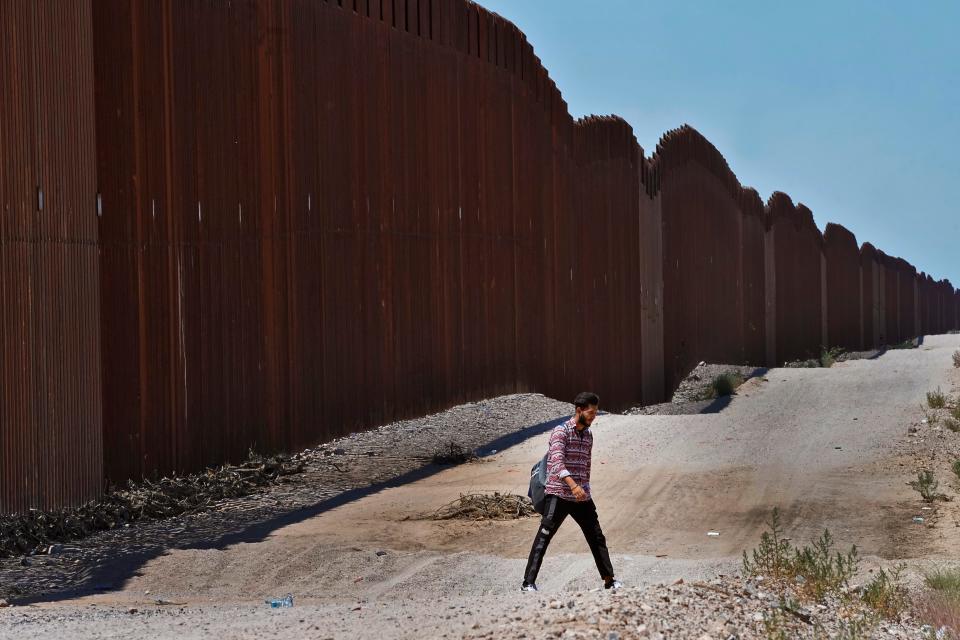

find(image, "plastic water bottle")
[265,593,294,608]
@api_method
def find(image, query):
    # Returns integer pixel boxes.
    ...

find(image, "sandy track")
[4,335,959,639]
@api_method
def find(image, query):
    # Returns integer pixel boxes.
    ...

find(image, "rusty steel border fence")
[1,0,958,514]
[1,1,103,516]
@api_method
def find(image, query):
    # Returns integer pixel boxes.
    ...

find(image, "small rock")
[333,448,346,455]
[128,607,138,614]
[375,550,387,556]
[549,599,564,609]
[752,612,764,622]
[607,633,620,640]
[0,599,9,608]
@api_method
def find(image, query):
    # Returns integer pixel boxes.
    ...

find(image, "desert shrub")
[910,470,944,502]
[791,529,859,600]
[947,418,960,433]
[862,565,908,618]
[820,347,845,368]
[743,508,858,600]
[952,460,960,481]
[710,372,744,398]
[953,350,960,368]
[929,388,948,409]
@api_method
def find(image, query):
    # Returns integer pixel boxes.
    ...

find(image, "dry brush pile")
[431,492,536,521]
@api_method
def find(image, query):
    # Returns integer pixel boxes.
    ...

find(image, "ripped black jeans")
[523,494,614,585]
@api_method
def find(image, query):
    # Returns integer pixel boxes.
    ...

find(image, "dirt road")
[3,335,959,639]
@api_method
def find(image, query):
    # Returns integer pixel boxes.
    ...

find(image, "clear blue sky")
[479,0,959,287]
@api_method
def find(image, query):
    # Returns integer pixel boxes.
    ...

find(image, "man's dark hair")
[573,392,599,408]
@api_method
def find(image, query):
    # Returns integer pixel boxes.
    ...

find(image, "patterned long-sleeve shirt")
[544,418,593,501]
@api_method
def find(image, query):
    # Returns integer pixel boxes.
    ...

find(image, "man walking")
[521,392,621,592]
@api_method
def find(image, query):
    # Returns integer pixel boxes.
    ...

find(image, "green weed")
[910,470,945,502]
[820,347,845,368]
[928,388,948,409]
[861,565,908,619]
[710,372,744,398]
[743,508,859,600]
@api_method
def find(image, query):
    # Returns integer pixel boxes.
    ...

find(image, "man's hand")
[571,484,587,501]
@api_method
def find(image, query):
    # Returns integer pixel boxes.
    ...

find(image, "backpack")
[527,451,550,515]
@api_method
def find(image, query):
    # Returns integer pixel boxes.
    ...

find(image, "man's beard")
[578,414,589,428]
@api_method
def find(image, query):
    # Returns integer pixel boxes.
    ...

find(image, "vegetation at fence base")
[742,508,858,601]
[782,346,846,369]
[0,451,303,558]
[928,388,948,409]
[820,346,845,368]
[953,350,960,368]
[889,339,919,350]
[431,441,477,465]
[910,470,947,503]
[709,372,745,398]
[953,460,960,482]
[951,405,960,422]
[430,492,535,521]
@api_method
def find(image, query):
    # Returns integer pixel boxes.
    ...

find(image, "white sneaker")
[520,583,539,592]
[604,579,623,590]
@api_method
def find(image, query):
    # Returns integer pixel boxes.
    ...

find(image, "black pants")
[523,494,614,585]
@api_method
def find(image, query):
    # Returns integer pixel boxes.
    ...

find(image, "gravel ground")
[0,575,942,639]
[463,576,930,639]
